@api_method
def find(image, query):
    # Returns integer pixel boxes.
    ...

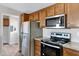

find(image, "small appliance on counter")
[41,32,71,56]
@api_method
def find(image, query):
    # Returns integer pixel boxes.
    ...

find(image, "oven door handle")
[41,42,60,49]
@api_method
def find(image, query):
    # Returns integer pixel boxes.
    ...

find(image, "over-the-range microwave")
[45,14,66,28]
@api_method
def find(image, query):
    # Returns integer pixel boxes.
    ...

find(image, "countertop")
[34,37,50,41]
[63,42,79,51]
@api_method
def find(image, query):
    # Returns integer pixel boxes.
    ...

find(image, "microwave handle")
[59,17,61,24]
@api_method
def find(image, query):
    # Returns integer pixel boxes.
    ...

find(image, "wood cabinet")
[34,39,41,56]
[33,12,39,21]
[29,13,34,21]
[28,3,79,28]
[46,5,55,16]
[3,16,9,26]
[21,13,29,22]
[29,12,39,21]
[63,48,79,56]
[54,3,65,15]
[65,4,79,27]
[39,9,46,28]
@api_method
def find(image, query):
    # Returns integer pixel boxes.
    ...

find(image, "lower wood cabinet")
[34,39,41,56]
[63,48,79,56]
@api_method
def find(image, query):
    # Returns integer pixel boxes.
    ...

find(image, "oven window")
[42,45,61,56]
[45,46,56,56]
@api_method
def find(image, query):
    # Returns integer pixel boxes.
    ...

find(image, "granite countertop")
[63,42,79,51]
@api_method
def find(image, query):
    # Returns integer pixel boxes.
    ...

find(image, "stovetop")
[41,32,71,46]
[41,39,69,46]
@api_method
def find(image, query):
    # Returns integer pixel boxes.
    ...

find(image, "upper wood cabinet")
[29,12,39,21]
[29,13,34,21]
[21,13,29,22]
[33,12,39,21]
[39,9,46,28]
[63,48,79,56]
[46,5,55,16]
[54,3,65,15]
[65,4,79,27]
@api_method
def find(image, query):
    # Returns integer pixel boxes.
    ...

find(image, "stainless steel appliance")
[45,14,66,28]
[21,21,30,56]
[21,21,42,56]
[41,32,71,56]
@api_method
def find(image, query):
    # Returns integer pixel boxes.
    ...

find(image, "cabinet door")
[34,40,41,56]
[29,13,34,21]
[46,5,54,16]
[54,3,65,15]
[33,12,39,21]
[21,13,29,22]
[63,48,79,56]
[65,4,79,27]
[39,9,46,28]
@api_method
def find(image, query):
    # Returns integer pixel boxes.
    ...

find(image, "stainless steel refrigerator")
[21,21,42,56]
[21,21,30,56]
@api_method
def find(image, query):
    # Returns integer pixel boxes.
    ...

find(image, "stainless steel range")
[41,32,71,56]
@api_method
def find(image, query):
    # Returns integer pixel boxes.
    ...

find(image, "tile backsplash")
[43,28,79,43]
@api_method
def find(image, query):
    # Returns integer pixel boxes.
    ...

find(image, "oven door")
[41,42,62,56]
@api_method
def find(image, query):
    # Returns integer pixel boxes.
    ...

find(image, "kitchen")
[0,3,79,56]
[21,3,79,56]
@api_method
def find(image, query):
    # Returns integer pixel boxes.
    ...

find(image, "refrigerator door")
[23,21,30,33]
[21,21,30,56]
[21,33,30,56]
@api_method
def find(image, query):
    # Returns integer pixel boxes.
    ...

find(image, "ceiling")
[0,3,55,14]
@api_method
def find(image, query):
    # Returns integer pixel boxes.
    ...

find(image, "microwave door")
[45,14,65,28]
[46,18,57,27]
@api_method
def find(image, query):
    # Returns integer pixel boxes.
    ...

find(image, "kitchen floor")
[0,44,21,56]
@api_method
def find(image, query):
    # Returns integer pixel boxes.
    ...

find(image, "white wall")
[0,4,20,52]
[9,16,19,45]
[43,28,79,43]
[0,14,3,52]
